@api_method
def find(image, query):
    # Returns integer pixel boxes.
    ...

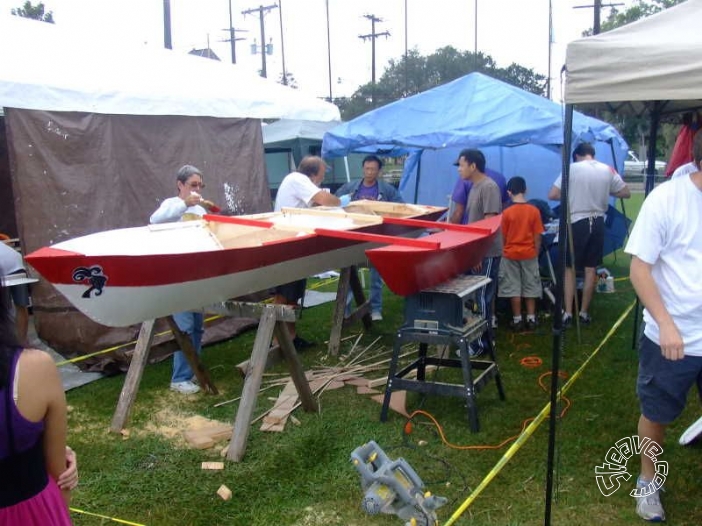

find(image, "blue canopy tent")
[322,73,627,205]
[322,72,630,254]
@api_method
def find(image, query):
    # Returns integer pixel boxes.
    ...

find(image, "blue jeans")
[171,311,204,383]
[369,265,383,313]
[470,256,501,352]
[346,265,384,314]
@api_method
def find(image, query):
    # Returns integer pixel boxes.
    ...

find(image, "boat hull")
[365,215,502,296]
[25,204,446,327]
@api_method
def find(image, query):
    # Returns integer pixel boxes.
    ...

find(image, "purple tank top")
[1,349,45,458]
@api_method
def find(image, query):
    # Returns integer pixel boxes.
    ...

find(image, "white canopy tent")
[565,0,702,116]
[0,14,339,360]
[535,3,702,522]
[0,14,339,120]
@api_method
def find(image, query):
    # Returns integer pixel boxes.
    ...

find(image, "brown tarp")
[3,109,272,370]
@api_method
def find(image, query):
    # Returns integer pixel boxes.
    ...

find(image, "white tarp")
[0,14,339,121]
[565,0,702,111]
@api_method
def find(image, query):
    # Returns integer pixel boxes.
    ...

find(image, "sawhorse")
[109,315,218,434]
[328,265,372,356]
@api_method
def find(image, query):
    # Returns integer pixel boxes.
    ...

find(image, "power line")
[573,0,624,34]
[242,3,278,78]
[358,14,390,107]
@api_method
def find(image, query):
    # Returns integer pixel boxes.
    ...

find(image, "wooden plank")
[274,321,318,413]
[328,267,351,357]
[227,307,277,462]
[208,301,298,323]
[217,484,233,501]
[201,462,225,470]
[110,319,156,433]
[314,228,440,248]
[371,391,409,418]
[183,424,233,448]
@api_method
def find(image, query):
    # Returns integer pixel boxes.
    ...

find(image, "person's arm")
[28,350,71,503]
[150,197,187,224]
[57,447,78,491]
[630,256,684,360]
[311,190,342,207]
[547,185,561,201]
[449,202,465,224]
[612,184,631,199]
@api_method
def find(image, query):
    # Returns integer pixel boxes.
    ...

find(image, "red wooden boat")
[363,215,502,296]
[24,202,445,327]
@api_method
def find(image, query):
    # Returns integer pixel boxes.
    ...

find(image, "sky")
[0,0,637,101]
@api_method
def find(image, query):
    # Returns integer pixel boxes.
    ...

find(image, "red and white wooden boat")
[24,202,445,327]
[364,215,502,296]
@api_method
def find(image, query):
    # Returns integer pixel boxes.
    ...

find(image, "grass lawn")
[64,192,702,525]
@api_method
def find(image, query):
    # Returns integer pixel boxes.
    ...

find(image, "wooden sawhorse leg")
[227,304,318,462]
[109,315,217,434]
[328,266,372,356]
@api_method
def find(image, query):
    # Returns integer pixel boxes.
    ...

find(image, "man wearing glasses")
[150,165,219,394]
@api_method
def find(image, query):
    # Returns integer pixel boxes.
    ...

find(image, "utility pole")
[404,0,408,95]
[223,1,248,64]
[547,0,552,99]
[358,14,390,107]
[242,3,278,78]
[573,1,624,35]
[325,0,333,101]
[163,0,172,49]
[278,0,287,85]
[474,0,478,68]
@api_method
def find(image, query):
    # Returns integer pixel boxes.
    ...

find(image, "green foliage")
[10,0,53,23]
[334,46,546,120]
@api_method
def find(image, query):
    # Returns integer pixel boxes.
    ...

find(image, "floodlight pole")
[326,0,333,101]
[163,0,172,49]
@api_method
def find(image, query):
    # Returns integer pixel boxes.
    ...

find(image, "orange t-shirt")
[501,203,544,260]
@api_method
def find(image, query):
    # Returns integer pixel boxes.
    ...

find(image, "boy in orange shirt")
[498,177,545,331]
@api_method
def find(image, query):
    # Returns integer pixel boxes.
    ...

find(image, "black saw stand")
[380,274,505,432]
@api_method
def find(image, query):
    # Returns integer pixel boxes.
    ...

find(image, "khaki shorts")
[498,257,542,298]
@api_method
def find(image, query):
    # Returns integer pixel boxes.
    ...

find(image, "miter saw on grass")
[350,440,447,526]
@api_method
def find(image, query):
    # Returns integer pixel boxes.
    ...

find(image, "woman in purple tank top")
[0,282,75,525]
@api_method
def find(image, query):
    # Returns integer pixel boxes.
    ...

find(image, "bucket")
[605,276,615,293]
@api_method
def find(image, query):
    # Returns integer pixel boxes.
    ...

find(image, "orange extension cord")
[402,357,572,451]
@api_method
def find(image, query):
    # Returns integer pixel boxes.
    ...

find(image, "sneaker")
[562,314,573,328]
[371,311,383,321]
[635,478,665,522]
[525,319,538,331]
[292,336,315,351]
[579,313,592,325]
[491,315,498,329]
[170,380,200,395]
[509,319,524,332]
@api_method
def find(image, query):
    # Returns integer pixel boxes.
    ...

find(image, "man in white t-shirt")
[624,132,702,522]
[273,156,350,350]
[548,142,630,326]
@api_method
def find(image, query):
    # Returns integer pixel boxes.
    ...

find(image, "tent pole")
[632,102,661,348]
[645,102,661,196]
[544,103,574,526]
[343,156,350,183]
[412,151,423,204]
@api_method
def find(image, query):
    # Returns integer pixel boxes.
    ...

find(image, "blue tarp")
[321,73,630,255]
[322,72,628,206]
